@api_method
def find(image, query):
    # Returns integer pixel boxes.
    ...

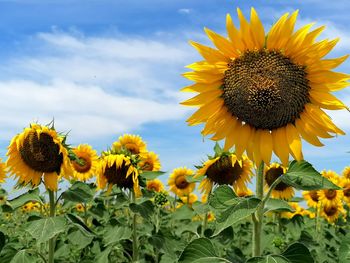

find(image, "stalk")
[48,190,56,263]
[252,162,264,257]
[131,191,138,262]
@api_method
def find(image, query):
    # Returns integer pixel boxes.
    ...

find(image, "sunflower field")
[1,6,350,263]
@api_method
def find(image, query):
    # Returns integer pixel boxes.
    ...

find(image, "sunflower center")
[141,161,154,171]
[325,189,337,200]
[265,166,289,191]
[73,156,92,173]
[104,162,134,189]
[19,131,63,174]
[175,175,190,189]
[222,49,310,130]
[309,191,319,202]
[324,206,338,216]
[344,188,350,197]
[206,156,242,185]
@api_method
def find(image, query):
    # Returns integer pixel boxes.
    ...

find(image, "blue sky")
[1,0,350,193]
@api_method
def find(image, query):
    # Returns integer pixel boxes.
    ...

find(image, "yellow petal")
[285,124,303,161]
[260,130,273,165]
[235,124,252,159]
[44,173,58,191]
[223,118,240,150]
[204,28,239,57]
[226,13,245,51]
[182,71,223,84]
[309,90,347,110]
[272,127,290,166]
[181,89,222,106]
[181,80,223,93]
[237,8,255,50]
[295,118,324,147]
[250,7,265,49]
[189,41,229,63]
[187,99,223,125]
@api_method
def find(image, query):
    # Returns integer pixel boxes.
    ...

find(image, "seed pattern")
[222,49,310,130]
[20,131,63,174]
[206,156,243,185]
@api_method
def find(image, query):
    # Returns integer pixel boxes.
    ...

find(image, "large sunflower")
[318,171,343,207]
[113,134,147,155]
[181,8,349,165]
[168,167,195,196]
[140,151,161,172]
[7,123,72,191]
[0,159,6,184]
[97,153,141,197]
[264,163,294,200]
[72,144,99,181]
[196,154,252,195]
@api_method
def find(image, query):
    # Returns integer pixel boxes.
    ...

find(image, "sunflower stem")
[48,189,56,263]
[131,190,138,262]
[252,161,264,257]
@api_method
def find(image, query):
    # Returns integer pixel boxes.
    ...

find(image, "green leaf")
[130,200,155,220]
[246,255,289,263]
[213,197,260,236]
[96,246,112,263]
[179,238,229,263]
[264,199,294,214]
[67,230,93,250]
[0,231,5,253]
[209,185,237,210]
[141,171,166,180]
[281,160,340,190]
[61,181,94,203]
[103,226,132,246]
[171,205,195,221]
[281,242,314,263]
[65,213,95,237]
[186,174,204,183]
[10,250,37,263]
[339,236,350,262]
[213,142,223,157]
[8,188,43,210]
[25,216,67,243]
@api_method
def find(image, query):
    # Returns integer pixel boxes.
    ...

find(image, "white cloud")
[178,8,191,15]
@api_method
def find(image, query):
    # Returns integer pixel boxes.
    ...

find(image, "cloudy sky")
[1,0,350,192]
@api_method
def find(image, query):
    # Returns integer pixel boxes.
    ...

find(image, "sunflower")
[140,151,161,172]
[264,163,294,200]
[180,193,198,205]
[146,179,164,192]
[75,203,84,213]
[321,203,345,223]
[303,190,320,208]
[168,167,195,196]
[0,159,6,184]
[0,195,6,205]
[72,144,99,181]
[339,177,350,205]
[318,170,343,207]
[7,123,72,191]
[281,202,308,219]
[181,8,349,166]
[113,134,147,155]
[342,166,350,179]
[196,154,252,195]
[97,153,141,197]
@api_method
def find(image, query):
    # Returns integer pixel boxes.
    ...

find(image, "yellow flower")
[303,190,320,208]
[181,8,349,166]
[264,163,294,200]
[146,179,164,192]
[168,167,195,196]
[318,170,343,207]
[207,211,216,222]
[196,154,252,195]
[281,202,307,219]
[342,166,350,179]
[237,188,253,197]
[97,153,141,197]
[0,159,6,184]
[321,202,345,223]
[113,134,147,155]
[75,203,85,213]
[7,123,72,191]
[180,193,198,205]
[72,144,99,181]
[140,151,161,172]
[340,178,350,205]
[0,195,6,205]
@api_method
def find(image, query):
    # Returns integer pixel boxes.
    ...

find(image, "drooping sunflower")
[146,179,164,192]
[196,154,252,195]
[7,123,72,191]
[264,163,294,200]
[318,170,343,207]
[321,203,345,223]
[72,144,99,181]
[303,190,320,208]
[97,153,141,197]
[168,167,195,196]
[0,159,6,184]
[140,151,161,172]
[342,166,350,179]
[113,134,147,155]
[181,8,349,166]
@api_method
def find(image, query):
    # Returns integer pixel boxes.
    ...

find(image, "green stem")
[252,162,264,257]
[48,190,56,263]
[131,191,138,262]
[83,202,88,225]
[201,187,212,237]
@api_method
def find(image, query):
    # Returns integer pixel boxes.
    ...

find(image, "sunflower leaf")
[61,181,94,203]
[209,185,237,210]
[8,188,43,210]
[141,171,166,180]
[129,200,155,220]
[281,160,341,190]
[281,242,314,263]
[9,250,37,263]
[246,255,289,263]
[264,198,294,214]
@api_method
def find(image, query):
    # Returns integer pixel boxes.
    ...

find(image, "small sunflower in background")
[340,178,350,205]
[196,153,252,195]
[321,203,345,224]
[0,159,6,184]
[75,203,85,213]
[281,202,308,219]
[0,194,6,205]
[303,190,320,208]
[7,123,72,191]
[113,134,147,155]
[180,193,198,206]
[181,8,349,166]
[342,166,350,179]
[72,144,99,182]
[168,167,195,197]
[146,179,164,192]
[97,153,141,197]
[140,151,161,172]
[264,163,294,200]
[318,170,343,207]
